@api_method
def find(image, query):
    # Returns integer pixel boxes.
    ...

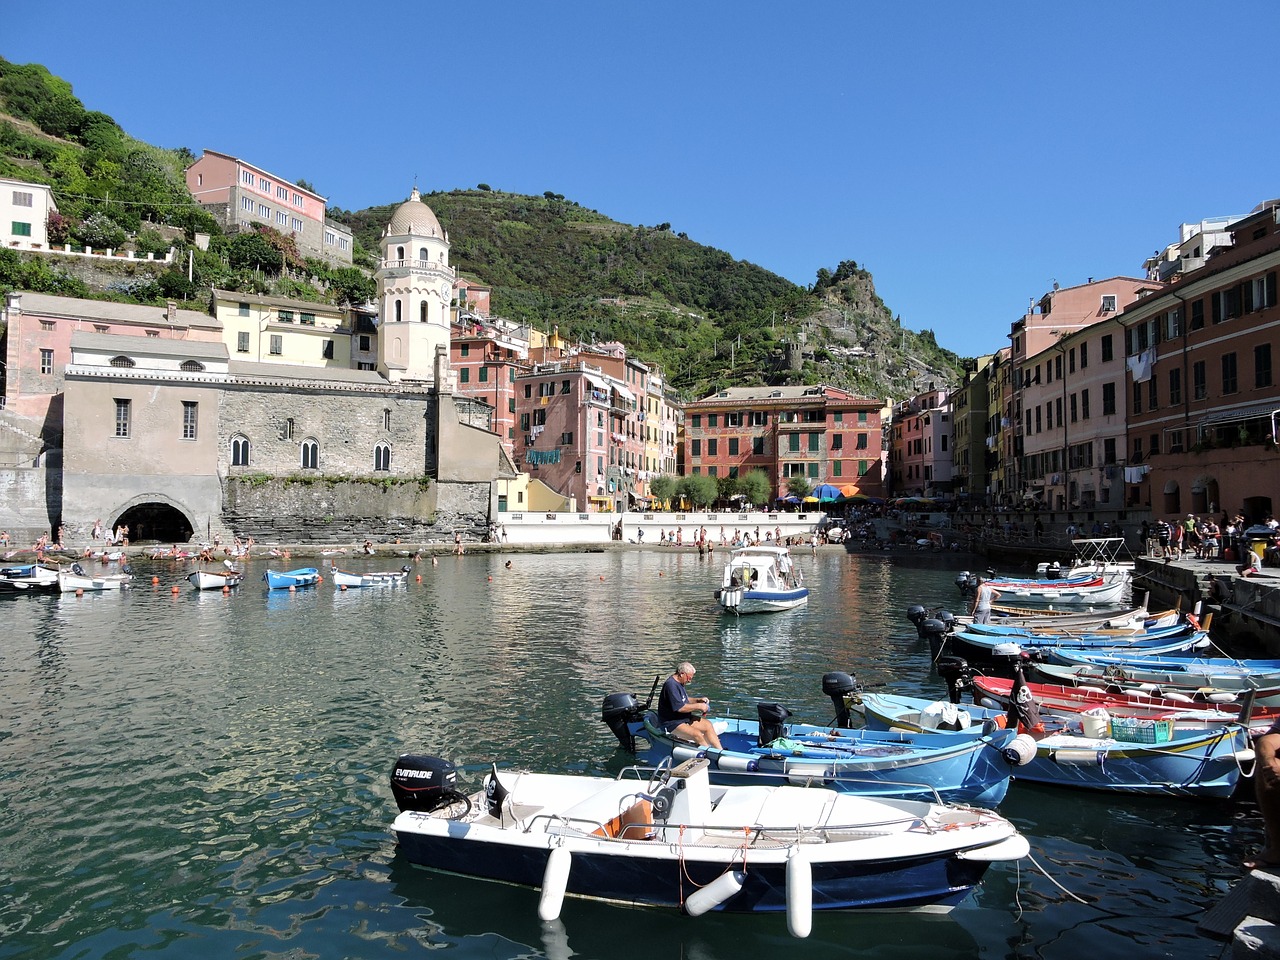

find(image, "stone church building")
[0,190,516,546]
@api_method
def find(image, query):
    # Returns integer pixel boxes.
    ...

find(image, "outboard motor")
[390,754,459,813]
[821,671,858,727]
[954,571,970,593]
[601,692,644,753]
[905,605,928,632]
[757,702,792,747]
[937,610,956,633]
[1045,561,1061,580]
[920,617,948,660]
[989,643,1026,672]
[935,655,973,704]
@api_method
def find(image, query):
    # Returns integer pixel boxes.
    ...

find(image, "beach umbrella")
[802,496,820,503]
[839,484,859,498]
[784,495,802,504]
[813,483,843,502]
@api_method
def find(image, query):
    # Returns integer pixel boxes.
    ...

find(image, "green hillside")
[0,55,963,402]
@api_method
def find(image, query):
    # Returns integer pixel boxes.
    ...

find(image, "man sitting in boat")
[658,662,723,750]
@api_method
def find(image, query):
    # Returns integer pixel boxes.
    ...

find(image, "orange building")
[682,385,883,500]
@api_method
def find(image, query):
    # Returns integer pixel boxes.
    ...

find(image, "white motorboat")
[58,563,132,592]
[715,545,808,614]
[390,754,1028,938]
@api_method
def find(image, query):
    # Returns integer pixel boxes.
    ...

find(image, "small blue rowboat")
[263,567,321,589]
[857,691,1254,800]
[601,685,1029,808]
[946,627,1210,662]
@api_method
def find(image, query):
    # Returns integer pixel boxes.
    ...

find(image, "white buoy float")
[786,846,813,938]
[683,870,744,917]
[537,846,572,922]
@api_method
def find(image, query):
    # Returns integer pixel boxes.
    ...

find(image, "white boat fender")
[537,846,572,922]
[786,845,813,939]
[1001,734,1037,766]
[1234,749,1256,764]
[1052,748,1104,766]
[1163,691,1193,703]
[683,869,745,917]
[673,745,707,764]
[978,697,1002,710]
[714,753,759,772]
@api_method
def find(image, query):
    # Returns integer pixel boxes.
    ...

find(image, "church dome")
[386,187,444,238]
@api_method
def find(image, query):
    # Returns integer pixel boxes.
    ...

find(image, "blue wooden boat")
[857,692,1254,800]
[262,567,321,589]
[1039,649,1280,690]
[715,546,808,614]
[945,627,1210,662]
[601,688,1027,807]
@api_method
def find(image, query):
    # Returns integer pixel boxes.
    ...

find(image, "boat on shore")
[714,545,808,614]
[331,566,411,588]
[389,753,1029,936]
[262,567,321,590]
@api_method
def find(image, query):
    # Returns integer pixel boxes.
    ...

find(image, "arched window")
[374,442,391,472]
[420,301,428,323]
[394,299,402,322]
[109,355,136,368]
[396,245,404,260]
[301,438,319,470]
[231,435,251,466]
[418,247,428,261]
[383,409,392,431]
[180,360,205,372]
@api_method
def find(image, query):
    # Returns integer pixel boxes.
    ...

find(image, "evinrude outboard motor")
[920,617,948,660]
[935,655,973,704]
[821,671,858,727]
[390,754,460,813]
[601,692,644,753]
[757,702,792,747]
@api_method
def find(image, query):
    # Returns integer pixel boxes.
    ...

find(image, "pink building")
[185,150,353,266]
[2,292,223,425]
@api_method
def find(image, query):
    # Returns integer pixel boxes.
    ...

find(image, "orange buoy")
[152,576,159,585]
[416,574,422,582]
[340,584,347,591]
[171,585,180,594]
[288,585,296,592]
[75,588,84,596]
[222,585,230,593]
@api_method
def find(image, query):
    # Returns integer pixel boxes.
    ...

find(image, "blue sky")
[6,2,1278,355]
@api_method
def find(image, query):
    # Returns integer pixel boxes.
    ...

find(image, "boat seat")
[560,783,656,840]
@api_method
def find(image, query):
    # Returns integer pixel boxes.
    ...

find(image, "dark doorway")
[112,503,194,544]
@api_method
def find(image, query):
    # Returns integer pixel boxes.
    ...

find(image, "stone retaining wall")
[221,476,491,543]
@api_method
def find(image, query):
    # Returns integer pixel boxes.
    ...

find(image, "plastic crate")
[1108,717,1174,744]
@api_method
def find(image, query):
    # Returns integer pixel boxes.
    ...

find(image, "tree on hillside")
[227,231,283,273]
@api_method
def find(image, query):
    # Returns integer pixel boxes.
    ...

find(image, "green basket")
[1108,718,1174,744]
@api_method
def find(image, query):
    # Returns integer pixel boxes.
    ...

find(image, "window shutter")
[1268,272,1277,307]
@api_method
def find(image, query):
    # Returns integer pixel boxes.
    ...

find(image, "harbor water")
[0,548,1263,959]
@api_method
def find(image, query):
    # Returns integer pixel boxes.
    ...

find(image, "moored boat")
[715,545,808,614]
[600,677,1031,808]
[968,673,1278,734]
[58,564,132,593]
[390,753,1029,936]
[188,566,244,591]
[856,690,1255,799]
[262,567,321,590]
[331,565,411,588]
[0,562,61,591]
